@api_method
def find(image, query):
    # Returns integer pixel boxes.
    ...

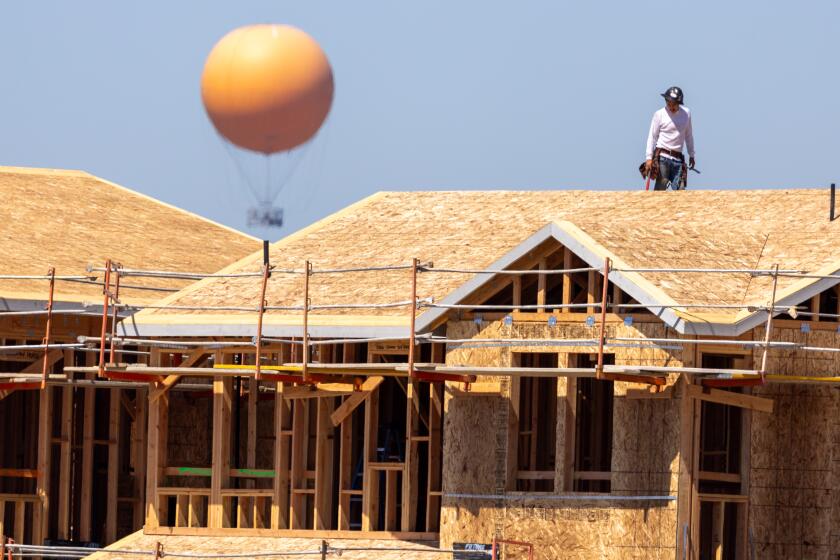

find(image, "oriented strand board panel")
[441,319,684,560]
[748,326,840,559]
[132,188,840,328]
[0,166,259,304]
[92,531,451,560]
[440,498,678,560]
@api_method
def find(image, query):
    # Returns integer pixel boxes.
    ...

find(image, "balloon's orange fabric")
[201,25,334,154]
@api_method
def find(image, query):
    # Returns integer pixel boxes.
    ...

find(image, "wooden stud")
[536,258,547,312]
[79,352,96,541]
[271,378,292,530]
[314,398,335,530]
[337,395,353,531]
[209,366,233,529]
[587,269,598,315]
[145,349,167,531]
[512,276,522,309]
[810,293,821,322]
[14,501,24,544]
[246,377,258,490]
[133,385,148,531]
[676,376,696,560]
[425,383,443,531]
[401,380,420,531]
[57,375,73,540]
[32,385,53,544]
[361,380,380,531]
[385,470,398,531]
[176,495,188,528]
[562,247,573,313]
[835,284,840,322]
[712,501,724,559]
[506,376,521,490]
[105,384,122,543]
[289,398,306,529]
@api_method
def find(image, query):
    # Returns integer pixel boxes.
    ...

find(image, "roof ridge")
[0,165,89,177]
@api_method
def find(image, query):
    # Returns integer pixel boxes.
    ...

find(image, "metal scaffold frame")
[2,254,840,392]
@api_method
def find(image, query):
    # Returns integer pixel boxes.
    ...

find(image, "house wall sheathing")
[440,319,840,559]
[440,319,688,560]
[749,325,840,559]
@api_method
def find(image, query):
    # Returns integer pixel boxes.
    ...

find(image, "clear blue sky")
[1,1,837,239]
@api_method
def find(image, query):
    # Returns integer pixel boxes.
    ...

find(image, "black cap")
[661,86,684,104]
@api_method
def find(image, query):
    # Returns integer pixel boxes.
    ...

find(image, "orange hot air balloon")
[201,24,334,154]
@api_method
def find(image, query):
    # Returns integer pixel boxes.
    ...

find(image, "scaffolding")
[3,249,840,392]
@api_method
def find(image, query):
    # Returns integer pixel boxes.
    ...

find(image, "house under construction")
[0,167,260,547]
[4,185,840,559]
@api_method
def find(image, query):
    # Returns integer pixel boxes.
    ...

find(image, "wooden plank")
[425,383,443,531]
[209,368,232,529]
[676,378,696,560]
[401,379,420,531]
[698,471,741,484]
[105,385,121,543]
[57,380,73,540]
[188,494,202,528]
[0,468,37,478]
[254,496,267,529]
[281,384,356,400]
[337,394,353,531]
[32,385,52,544]
[144,349,166,531]
[536,258,547,312]
[447,381,502,397]
[685,384,773,413]
[79,352,96,541]
[587,269,598,315]
[133,385,148,531]
[314,397,335,530]
[361,380,379,531]
[385,469,398,532]
[247,377,258,492]
[0,498,5,538]
[562,375,577,492]
[512,276,522,308]
[561,247,572,313]
[176,494,188,528]
[713,500,724,560]
[330,376,384,426]
[506,376,521,490]
[14,500,24,544]
[516,470,555,480]
[271,380,291,530]
[289,398,306,529]
[144,526,439,539]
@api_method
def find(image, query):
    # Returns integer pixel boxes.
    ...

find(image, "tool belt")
[638,148,688,188]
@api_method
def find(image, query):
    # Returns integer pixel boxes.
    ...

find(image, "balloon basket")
[247,206,284,228]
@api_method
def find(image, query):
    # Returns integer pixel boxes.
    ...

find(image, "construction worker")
[644,87,695,190]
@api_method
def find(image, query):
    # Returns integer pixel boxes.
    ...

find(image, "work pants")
[654,155,686,191]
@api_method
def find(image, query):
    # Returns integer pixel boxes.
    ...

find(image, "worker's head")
[661,86,683,111]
